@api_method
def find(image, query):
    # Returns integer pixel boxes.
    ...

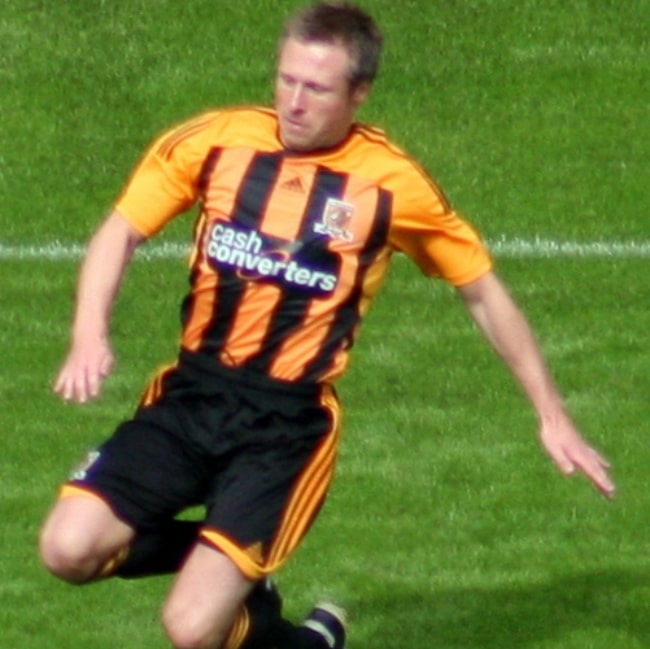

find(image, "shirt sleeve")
[388,160,493,286]
[114,113,217,237]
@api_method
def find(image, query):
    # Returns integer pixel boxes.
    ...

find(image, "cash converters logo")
[206,221,339,295]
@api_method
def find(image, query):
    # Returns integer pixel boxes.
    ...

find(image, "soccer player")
[38,2,615,649]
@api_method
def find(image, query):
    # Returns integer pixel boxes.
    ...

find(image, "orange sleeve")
[388,159,493,286]
[114,112,220,237]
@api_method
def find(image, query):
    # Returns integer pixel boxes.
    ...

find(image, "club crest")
[313,198,355,241]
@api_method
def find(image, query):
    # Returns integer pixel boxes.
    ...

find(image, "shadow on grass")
[356,569,649,647]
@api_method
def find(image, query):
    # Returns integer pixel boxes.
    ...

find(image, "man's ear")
[351,81,371,107]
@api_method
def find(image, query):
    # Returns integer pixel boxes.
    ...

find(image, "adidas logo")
[280,177,305,193]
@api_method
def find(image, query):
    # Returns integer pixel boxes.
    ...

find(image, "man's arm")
[457,271,615,498]
[54,210,146,404]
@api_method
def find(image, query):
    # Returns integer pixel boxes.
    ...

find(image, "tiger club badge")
[313,198,355,242]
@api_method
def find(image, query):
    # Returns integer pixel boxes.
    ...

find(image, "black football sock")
[269,621,331,649]
[115,519,200,578]
[273,622,331,649]
[234,581,328,649]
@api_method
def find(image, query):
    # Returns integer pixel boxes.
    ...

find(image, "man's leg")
[162,542,254,649]
[235,580,347,649]
[114,518,201,578]
[40,490,206,583]
[39,494,134,583]
[41,495,345,649]
[162,542,347,649]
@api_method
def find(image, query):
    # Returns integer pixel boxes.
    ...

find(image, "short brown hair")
[282,2,383,87]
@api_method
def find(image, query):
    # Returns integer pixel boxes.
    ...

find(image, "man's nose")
[289,85,306,111]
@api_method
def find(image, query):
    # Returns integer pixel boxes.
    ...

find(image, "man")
[39,3,615,649]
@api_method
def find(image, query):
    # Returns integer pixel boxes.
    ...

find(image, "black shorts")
[66,353,341,577]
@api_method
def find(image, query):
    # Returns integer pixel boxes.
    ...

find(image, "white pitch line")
[488,236,650,258]
[1,237,650,261]
[0,241,191,261]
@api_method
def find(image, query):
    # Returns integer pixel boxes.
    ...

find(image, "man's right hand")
[53,337,115,404]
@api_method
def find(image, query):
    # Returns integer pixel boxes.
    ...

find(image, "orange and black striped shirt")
[115,106,492,384]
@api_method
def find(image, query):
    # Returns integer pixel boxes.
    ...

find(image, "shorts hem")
[199,529,276,580]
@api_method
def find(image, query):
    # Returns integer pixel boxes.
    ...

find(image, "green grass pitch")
[2,1,649,647]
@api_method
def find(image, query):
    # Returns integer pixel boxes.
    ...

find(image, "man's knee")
[161,544,253,649]
[39,519,101,583]
[39,495,133,584]
[162,599,232,649]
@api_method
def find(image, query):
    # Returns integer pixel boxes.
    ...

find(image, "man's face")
[275,37,369,152]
